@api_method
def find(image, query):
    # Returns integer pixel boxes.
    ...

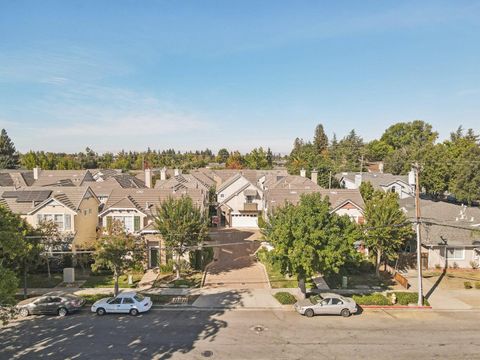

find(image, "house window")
[113,216,134,233]
[37,214,71,231]
[246,195,254,203]
[446,247,465,260]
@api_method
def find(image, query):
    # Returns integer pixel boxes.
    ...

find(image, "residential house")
[31,168,96,187]
[0,186,100,249]
[337,171,415,199]
[0,169,35,188]
[216,173,264,228]
[400,198,480,269]
[264,188,365,225]
[99,188,208,268]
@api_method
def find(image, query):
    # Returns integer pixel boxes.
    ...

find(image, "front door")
[150,248,159,268]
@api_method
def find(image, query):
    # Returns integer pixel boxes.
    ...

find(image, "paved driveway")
[203,228,269,289]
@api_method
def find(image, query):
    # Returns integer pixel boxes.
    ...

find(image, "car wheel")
[305,309,314,318]
[96,308,106,316]
[57,308,68,317]
[130,308,139,316]
[19,308,29,317]
[341,308,351,317]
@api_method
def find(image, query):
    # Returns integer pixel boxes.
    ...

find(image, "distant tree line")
[1,120,479,203]
[286,121,480,204]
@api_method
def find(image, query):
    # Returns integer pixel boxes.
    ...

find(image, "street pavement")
[1,308,480,360]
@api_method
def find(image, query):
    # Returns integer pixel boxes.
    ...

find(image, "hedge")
[274,292,297,305]
[391,292,430,306]
[352,293,390,306]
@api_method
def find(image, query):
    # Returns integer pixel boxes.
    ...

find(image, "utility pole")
[414,162,423,306]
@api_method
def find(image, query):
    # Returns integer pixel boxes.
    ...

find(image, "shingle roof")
[102,188,207,216]
[337,172,409,190]
[0,170,34,187]
[154,174,209,192]
[0,173,14,187]
[265,188,365,213]
[400,198,480,246]
[264,174,321,190]
[0,186,96,214]
[32,170,95,187]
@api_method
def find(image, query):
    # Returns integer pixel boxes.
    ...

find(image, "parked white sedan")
[91,292,152,316]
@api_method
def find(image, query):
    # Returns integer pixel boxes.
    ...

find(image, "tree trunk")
[114,270,119,297]
[46,255,51,279]
[23,262,28,299]
[376,249,382,277]
[298,276,306,299]
[175,252,181,280]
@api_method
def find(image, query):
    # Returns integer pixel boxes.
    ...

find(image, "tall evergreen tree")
[0,129,19,169]
[313,124,329,154]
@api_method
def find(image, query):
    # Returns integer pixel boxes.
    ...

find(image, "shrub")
[392,292,430,306]
[475,282,480,290]
[434,264,441,270]
[274,292,297,305]
[464,281,473,289]
[189,247,214,270]
[469,261,479,270]
[352,293,390,306]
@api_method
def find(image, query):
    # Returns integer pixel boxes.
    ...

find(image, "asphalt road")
[1,308,479,360]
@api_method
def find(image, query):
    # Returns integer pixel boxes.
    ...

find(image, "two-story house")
[337,171,415,199]
[99,188,208,268]
[0,186,100,249]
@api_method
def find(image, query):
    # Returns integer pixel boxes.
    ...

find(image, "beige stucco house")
[99,188,208,268]
[0,186,100,249]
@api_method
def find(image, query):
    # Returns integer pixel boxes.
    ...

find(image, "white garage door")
[231,214,258,228]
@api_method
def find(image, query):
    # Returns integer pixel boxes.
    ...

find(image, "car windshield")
[309,295,321,305]
[133,294,145,302]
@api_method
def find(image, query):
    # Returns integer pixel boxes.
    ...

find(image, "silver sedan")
[294,293,358,318]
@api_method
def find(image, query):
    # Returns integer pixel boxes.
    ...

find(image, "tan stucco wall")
[74,197,100,249]
[428,246,479,269]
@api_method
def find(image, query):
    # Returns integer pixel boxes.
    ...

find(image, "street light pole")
[414,163,424,306]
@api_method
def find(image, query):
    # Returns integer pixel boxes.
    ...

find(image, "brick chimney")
[311,169,318,184]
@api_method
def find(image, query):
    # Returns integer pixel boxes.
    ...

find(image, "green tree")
[0,205,42,299]
[37,220,73,279]
[330,129,364,172]
[225,151,245,169]
[364,139,393,162]
[313,124,329,154]
[359,181,375,202]
[217,148,230,163]
[449,146,480,205]
[244,147,270,169]
[262,193,361,294]
[92,221,144,296]
[0,266,18,325]
[154,196,209,279]
[0,129,19,169]
[420,143,451,198]
[363,191,414,276]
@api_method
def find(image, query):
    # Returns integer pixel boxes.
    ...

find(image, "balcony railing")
[243,203,258,212]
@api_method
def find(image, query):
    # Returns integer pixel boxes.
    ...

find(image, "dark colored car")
[16,292,85,317]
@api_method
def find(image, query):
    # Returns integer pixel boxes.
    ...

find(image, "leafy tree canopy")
[262,193,361,292]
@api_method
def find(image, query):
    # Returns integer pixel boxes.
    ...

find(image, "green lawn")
[257,249,314,289]
[80,273,143,288]
[25,273,63,288]
[153,271,203,288]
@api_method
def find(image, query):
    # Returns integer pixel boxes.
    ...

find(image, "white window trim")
[445,247,465,260]
[37,213,72,231]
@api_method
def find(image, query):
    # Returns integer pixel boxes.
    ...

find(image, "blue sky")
[1,1,479,154]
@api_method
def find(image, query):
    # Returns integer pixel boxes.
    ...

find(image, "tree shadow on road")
[0,291,243,359]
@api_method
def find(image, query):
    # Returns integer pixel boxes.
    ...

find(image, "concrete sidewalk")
[16,286,299,309]
[406,270,472,310]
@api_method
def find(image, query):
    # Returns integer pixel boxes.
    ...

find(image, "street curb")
[360,305,432,310]
[150,305,291,311]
